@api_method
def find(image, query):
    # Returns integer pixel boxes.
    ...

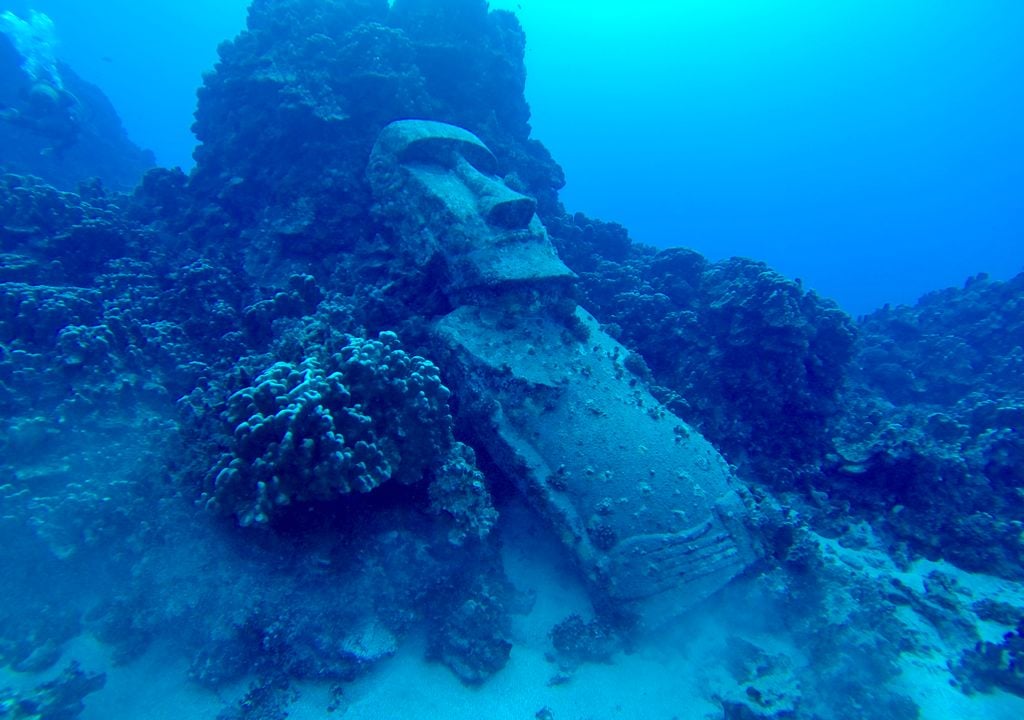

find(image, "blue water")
[3,4,1024,717]
[15,0,1024,317]
[516,0,1024,316]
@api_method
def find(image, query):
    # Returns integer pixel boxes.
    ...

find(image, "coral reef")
[556,207,1024,588]
[550,216,857,484]
[215,675,294,720]
[1,0,1022,716]
[428,442,499,545]
[713,637,799,719]
[549,614,620,670]
[0,662,105,720]
[199,333,460,527]
[702,524,921,720]
[954,620,1024,697]
[428,579,513,685]
[826,272,1024,578]
[186,327,498,537]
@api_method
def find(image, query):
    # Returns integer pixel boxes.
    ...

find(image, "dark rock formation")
[549,614,620,669]
[827,272,1024,578]
[0,662,105,720]
[428,579,513,685]
[549,213,858,485]
[190,0,563,285]
[954,620,1024,697]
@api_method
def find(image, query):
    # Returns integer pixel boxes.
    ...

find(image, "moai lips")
[369,120,759,625]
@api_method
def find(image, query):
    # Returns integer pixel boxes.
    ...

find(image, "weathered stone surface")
[434,304,757,621]
[369,119,574,301]
[371,118,758,624]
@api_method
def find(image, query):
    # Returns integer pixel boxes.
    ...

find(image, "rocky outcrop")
[827,272,1024,578]
[550,214,858,485]
[0,31,154,191]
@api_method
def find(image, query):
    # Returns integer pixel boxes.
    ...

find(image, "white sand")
[289,505,717,720]
[5,509,1023,720]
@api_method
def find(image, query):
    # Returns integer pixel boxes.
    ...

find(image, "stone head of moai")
[368,119,575,308]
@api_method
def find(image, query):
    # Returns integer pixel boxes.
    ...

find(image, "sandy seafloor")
[2,502,1021,720]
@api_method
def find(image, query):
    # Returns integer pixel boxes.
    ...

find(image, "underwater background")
[10,0,1024,314]
[1,1,1023,719]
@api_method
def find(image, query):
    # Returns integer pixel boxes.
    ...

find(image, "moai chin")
[369,120,759,625]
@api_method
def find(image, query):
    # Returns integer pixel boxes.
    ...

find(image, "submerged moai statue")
[369,120,759,624]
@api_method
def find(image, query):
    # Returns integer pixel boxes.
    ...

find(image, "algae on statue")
[369,119,760,625]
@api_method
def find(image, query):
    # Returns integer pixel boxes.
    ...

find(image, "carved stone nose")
[484,194,536,229]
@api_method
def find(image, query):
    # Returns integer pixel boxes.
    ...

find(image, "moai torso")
[369,120,759,625]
